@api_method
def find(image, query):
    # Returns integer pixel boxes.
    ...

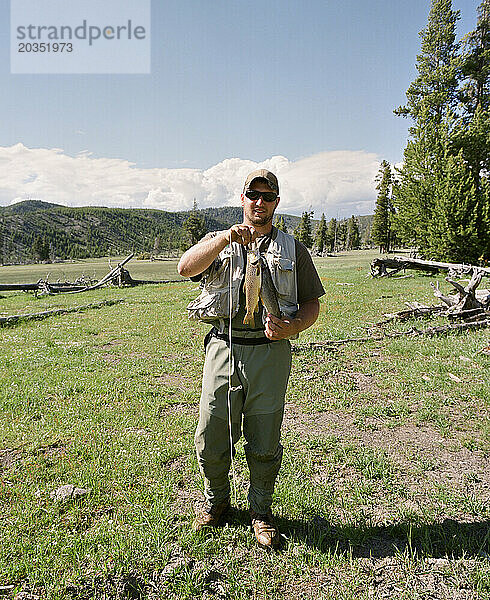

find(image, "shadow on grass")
[227,508,490,558]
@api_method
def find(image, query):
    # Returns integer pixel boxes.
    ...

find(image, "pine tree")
[453,1,490,193]
[32,235,49,262]
[326,218,337,252]
[295,211,314,248]
[363,221,372,247]
[314,214,328,254]
[274,215,287,232]
[372,161,393,253]
[426,151,480,261]
[153,236,162,255]
[182,199,207,249]
[394,0,464,258]
[346,215,361,249]
[459,0,490,118]
[337,220,348,250]
[480,176,490,261]
[394,0,460,127]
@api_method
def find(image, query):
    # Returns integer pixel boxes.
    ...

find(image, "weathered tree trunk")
[430,270,489,317]
[1,253,187,295]
[0,299,124,327]
[371,256,490,278]
[67,254,135,293]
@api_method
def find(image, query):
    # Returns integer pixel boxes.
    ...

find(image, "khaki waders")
[195,331,292,514]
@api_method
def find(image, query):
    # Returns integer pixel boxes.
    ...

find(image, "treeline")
[372,0,490,263]
[0,202,223,264]
[0,199,374,264]
[276,212,372,254]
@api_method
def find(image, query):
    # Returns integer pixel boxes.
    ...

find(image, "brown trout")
[243,244,281,326]
[259,255,281,319]
[243,244,261,326]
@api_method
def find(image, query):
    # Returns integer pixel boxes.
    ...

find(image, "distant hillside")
[0,202,221,263]
[0,200,373,264]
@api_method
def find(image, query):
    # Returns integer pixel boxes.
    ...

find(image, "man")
[178,169,325,548]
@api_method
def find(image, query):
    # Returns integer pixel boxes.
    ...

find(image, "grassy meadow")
[0,250,489,599]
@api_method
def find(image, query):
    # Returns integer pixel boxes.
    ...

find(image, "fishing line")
[227,229,237,505]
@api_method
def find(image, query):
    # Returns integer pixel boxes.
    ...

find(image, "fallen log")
[412,319,490,336]
[66,254,135,293]
[295,318,490,349]
[0,299,124,327]
[371,256,490,278]
[127,278,187,285]
[377,304,445,325]
[114,267,186,286]
[0,282,42,291]
[0,281,94,293]
[431,272,489,316]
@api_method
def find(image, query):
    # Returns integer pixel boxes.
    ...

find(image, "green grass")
[0,250,489,599]
[0,256,184,285]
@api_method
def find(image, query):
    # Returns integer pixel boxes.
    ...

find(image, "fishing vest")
[186,228,298,324]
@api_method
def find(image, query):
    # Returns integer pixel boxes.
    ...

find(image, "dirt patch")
[0,442,66,471]
[158,352,194,362]
[284,403,358,437]
[358,556,482,599]
[127,352,151,360]
[173,477,202,508]
[152,373,194,387]
[13,588,45,600]
[100,339,125,350]
[101,353,122,365]
[34,442,67,458]
[279,556,483,599]
[165,455,188,472]
[284,403,488,471]
[158,402,197,418]
[124,427,153,437]
[0,447,23,470]
[283,403,490,523]
[336,370,381,394]
[61,548,230,600]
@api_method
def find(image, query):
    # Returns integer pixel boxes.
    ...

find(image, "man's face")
[241,180,280,227]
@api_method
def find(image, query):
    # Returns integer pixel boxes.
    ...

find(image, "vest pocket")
[205,255,231,290]
[271,257,295,297]
[187,288,229,321]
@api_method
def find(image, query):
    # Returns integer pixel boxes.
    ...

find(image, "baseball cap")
[243,169,279,194]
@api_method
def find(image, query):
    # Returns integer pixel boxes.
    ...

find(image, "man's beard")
[251,214,274,226]
[247,209,274,226]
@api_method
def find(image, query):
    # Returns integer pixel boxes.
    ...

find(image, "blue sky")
[0,0,480,217]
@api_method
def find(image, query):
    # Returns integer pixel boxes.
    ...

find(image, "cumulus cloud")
[0,143,380,217]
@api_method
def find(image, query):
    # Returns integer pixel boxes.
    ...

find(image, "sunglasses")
[245,190,278,202]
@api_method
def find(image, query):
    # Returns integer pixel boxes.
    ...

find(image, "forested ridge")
[0,200,373,264]
[0,201,218,263]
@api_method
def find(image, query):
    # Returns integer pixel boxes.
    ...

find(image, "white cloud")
[0,143,380,217]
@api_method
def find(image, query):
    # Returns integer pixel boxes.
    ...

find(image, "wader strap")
[203,328,215,351]
[205,327,272,348]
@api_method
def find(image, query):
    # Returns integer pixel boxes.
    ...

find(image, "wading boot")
[249,510,280,549]
[192,499,230,531]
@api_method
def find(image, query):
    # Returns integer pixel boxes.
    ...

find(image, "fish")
[259,255,281,319]
[243,244,261,326]
[243,243,281,326]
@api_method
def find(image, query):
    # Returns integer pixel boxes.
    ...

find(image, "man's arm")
[264,298,320,341]
[177,224,259,278]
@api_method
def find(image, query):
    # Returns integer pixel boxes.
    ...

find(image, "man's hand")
[178,223,260,278]
[264,313,299,341]
[264,299,321,341]
[228,224,259,246]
